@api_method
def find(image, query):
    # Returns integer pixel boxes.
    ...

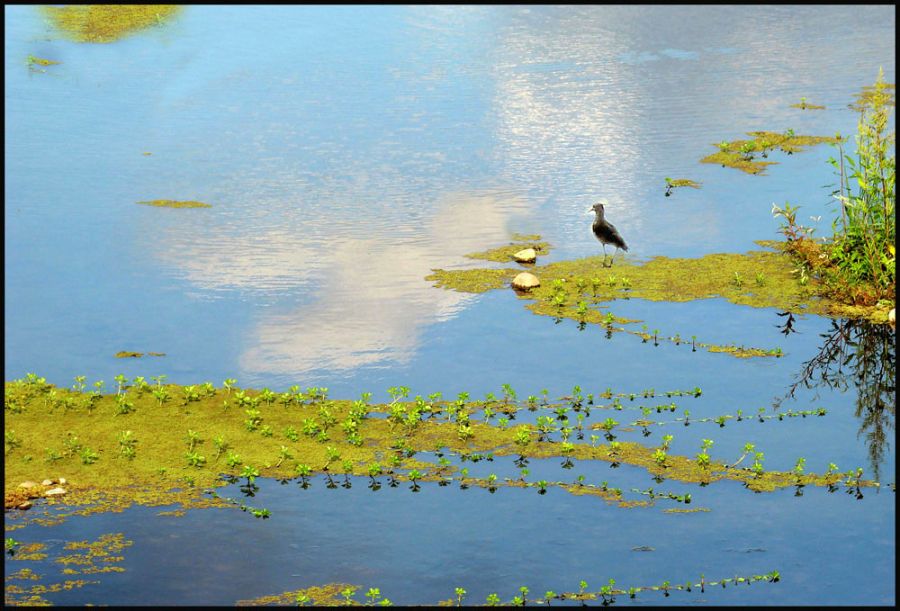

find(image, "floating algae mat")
[790,100,826,110]
[664,177,701,197]
[426,241,849,358]
[700,130,840,175]
[463,233,552,263]
[136,200,212,209]
[238,571,783,606]
[4,374,878,526]
[5,532,133,606]
[40,5,182,44]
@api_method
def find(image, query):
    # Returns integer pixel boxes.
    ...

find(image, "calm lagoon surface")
[4,5,895,606]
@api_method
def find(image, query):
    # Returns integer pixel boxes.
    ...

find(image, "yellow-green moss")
[26,55,60,67]
[41,5,182,44]
[236,583,357,606]
[426,246,844,356]
[665,178,701,189]
[136,200,212,209]
[430,247,830,310]
[4,533,129,606]
[701,131,840,175]
[4,378,877,522]
[464,235,552,263]
[511,233,541,242]
[426,267,517,292]
[790,101,826,110]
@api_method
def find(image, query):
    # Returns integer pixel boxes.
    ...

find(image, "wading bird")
[588,200,628,267]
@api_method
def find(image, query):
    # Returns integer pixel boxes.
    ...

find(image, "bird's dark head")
[588,199,609,216]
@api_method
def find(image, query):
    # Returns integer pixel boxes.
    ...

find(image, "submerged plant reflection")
[778,318,895,480]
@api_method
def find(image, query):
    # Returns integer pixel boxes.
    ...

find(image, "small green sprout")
[454,587,466,606]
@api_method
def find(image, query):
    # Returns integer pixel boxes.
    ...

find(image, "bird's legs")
[608,247,619,267]
[601,244,609,267]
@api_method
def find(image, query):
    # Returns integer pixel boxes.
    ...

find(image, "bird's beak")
[585,206,595,215]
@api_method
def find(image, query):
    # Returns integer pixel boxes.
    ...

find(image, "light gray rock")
[18,481,38,489]
[513,248,537,263]
[44,487,67,497]
[59,477,67,485]
[41,479,54,486]
[889,308,895,326]
[512,272,540,291]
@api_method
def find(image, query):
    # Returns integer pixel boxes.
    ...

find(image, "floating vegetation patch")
[428,243,841,357]
[427,267,517,293]
[25,55,60,74]
[701,129,841,175]
[790,98,826,110]
[664,177,701,197]
[237,583,364,606]
[4,532,130,605]
[56,533,132,575]
[41,5,182,44]
[245,571,781,607]
[4,374,878,525]
[136,200,212,209]
[114,351,165,358]
[463,234,552,263]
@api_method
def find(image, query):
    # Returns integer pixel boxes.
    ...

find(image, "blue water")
[4,5,895,606]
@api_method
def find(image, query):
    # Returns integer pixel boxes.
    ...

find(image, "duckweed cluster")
[41,5,182,44]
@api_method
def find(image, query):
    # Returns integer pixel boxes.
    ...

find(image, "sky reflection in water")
[3,5,896,606]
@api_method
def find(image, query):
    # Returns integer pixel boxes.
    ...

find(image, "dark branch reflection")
[777,317,895,482]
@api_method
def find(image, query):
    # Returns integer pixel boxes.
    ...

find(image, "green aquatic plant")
[5,430,22,455]
[696,439,713,468]
[599,417,619,441]
[751,451,765,478]
[184,429,202,453]
[225,451,242,469]
[213,435,229,461]
[274,446,294,468]
[185,450,206,468]
[79,446,99,465]
[653,448,668,467]
[152,385,169,407]
[114,391,135,415]
[5,537,21,556]
[244,409,262,432]
[117,430,137,460]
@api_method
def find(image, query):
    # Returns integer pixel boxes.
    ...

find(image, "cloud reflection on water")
[150,187,530,378]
